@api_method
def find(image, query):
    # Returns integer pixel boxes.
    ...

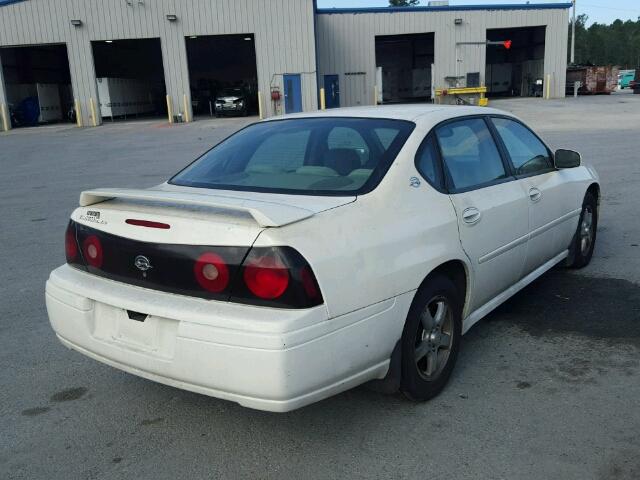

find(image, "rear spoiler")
[79,188,314,228]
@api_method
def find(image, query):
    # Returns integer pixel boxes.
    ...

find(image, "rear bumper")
[46,265,408,412]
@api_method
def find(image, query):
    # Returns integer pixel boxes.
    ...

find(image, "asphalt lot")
[1,95,639,480]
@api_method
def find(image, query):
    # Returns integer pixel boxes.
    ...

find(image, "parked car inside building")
[214,87,249,117]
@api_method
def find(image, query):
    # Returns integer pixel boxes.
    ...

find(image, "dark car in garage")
[214,87,249,117]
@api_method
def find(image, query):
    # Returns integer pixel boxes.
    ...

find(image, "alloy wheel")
[580,205,594,256]
[414,296,454,380]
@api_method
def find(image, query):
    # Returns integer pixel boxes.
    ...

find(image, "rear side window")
[491,117,553,176]
[435,118,507,191]
[415,136,443,189]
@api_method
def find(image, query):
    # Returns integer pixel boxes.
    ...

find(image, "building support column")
[67,40,101,127]
[160,31,193,123]
[0,51,11,132]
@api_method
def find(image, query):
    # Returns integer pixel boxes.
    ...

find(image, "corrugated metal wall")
[0,0,318,127]
[316,7,569,105]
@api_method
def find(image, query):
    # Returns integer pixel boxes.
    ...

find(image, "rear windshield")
[170,117,415,196]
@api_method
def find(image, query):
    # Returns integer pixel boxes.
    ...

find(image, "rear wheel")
[400,275,462,401]
[566,191,598,269]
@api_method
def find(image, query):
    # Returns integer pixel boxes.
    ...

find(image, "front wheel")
[400,274,462,401]
[566,191,598,269]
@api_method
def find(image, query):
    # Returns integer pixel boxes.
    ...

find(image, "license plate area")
[92,302,178,359]
[116,313,157,350]
[127,310,148,322]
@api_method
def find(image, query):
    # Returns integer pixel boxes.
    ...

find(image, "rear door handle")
[529,187,542,202]
[462,207,481,225]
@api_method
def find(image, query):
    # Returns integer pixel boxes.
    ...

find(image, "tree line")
[571,14,640,69]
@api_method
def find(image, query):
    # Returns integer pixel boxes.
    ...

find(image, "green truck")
[618,69,636,89]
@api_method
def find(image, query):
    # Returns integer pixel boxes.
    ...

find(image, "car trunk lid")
[75,184,355,245]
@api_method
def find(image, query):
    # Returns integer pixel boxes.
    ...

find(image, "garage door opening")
[375,33,434,104]
[486,26,546,98]
[91,38,167,122]
[186,34,258,118]
[1,44,73,128]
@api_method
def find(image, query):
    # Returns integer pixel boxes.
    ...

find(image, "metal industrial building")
[0,0,570,131]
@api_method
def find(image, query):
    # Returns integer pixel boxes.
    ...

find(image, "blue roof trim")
[316,3,572,14]
[0,0,28,7]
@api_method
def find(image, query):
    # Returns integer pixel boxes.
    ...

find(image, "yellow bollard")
[183,93,191,123]
[320,88,326,110]
[545,74,552,99]
[166,95,174,123]
[89,97,98,127]
[258,91,264,120]
[74,99,83,127]
[373,85,378,105]
[0,103,9,131]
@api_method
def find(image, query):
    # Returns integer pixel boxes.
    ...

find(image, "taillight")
[300,266,320,300]
[243,253,290,300]
[193,252,230,293]
[230,246,323,308]
[82,235,104,269]
[67,220,322,309]
[65,222,78,262]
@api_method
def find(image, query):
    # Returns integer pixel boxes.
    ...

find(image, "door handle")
[529,187,542,202]
[462,207,481,225]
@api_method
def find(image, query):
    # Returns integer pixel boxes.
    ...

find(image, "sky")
[316,0,640,25]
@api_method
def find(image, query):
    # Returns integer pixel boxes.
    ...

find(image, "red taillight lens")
[300,266,320,300]
[243,254,290,300]
[65,223,78,262]
[83,235,104,268]
[194,252,230,293]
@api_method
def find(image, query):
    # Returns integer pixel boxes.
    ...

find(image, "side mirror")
[555,149,581,169]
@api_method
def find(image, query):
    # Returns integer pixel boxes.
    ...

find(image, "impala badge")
[134,255,153,277]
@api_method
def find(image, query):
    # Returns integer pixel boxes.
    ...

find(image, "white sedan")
[46,105,599,412]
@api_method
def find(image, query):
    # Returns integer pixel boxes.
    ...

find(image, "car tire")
[566,191,598,269]
[400,274,462,402]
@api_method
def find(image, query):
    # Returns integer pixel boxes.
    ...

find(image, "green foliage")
[389,0,420,6]
[570,14,640,68]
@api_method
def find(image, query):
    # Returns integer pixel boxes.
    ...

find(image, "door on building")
[283,74,302,113]
[324,75,340,108]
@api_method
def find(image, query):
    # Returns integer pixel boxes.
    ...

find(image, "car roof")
[263,104,511,124]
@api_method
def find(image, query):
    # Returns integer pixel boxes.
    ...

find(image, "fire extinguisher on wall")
[270,87,281,115]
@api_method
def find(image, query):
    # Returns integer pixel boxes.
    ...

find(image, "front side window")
[170,118,415,195]
[492,117,553,176]
[435,118,507,191]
